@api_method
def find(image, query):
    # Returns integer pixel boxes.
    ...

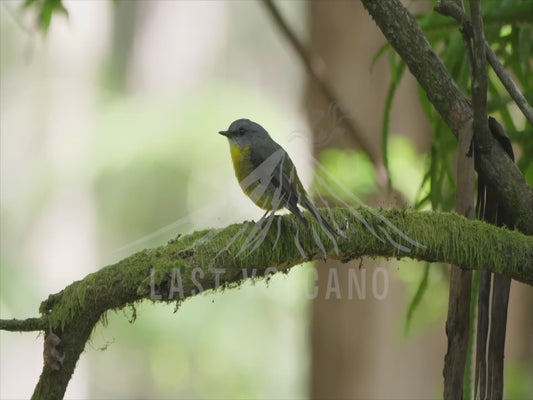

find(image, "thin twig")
[485,44,533,128]
[435,0,533,128]
[435,0,468,25]
[261,0,389,191]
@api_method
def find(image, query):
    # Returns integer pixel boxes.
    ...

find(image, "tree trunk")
[307,2,443,398]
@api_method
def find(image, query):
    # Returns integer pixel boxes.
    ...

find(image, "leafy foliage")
[378,1,532,397]
[23,0,67,33]
[378,1,533,214]
[416,1,533,193]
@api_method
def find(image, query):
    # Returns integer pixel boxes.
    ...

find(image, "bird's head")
[219,119,270,148]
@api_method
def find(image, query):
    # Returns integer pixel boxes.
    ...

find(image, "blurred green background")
[0,2,319,398]
[1,1,531,399]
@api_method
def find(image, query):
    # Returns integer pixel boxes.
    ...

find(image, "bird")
[219,118,337,237]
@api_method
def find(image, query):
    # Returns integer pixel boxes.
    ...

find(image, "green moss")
[38,207,533,334]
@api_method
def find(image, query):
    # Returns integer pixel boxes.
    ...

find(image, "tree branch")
[0,208,530,398]
[0,317,46,332]
[361,0,533,235]
[261,0,389,191]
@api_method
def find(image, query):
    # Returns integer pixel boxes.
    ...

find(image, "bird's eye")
[238,127,245,135]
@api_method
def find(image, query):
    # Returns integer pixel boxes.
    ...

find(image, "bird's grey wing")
[258,144,337,237]
[249,143,308,223]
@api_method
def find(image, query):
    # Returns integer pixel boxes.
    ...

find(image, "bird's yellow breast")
[229,143,283,211]
[230,144,253,182]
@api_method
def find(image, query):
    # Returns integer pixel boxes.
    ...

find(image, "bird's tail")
[300,196,338,237]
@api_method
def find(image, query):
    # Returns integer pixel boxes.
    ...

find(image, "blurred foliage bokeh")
[1,0,532,398]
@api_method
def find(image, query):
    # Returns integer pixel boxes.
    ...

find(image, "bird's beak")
[219,130,230,136]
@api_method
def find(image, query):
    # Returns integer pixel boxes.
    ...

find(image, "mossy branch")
[0,208,530,399]
[0,317,46,332]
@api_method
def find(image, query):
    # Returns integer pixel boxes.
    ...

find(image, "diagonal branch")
[261,0,389,191]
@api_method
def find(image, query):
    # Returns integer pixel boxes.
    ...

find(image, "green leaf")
[518,27,532,85]
[381,54,406,192]
[39,3,54,32]
[371,43,391,71]
[23,0,69,34]
[55,0,69,17]
[442,32,465,78]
